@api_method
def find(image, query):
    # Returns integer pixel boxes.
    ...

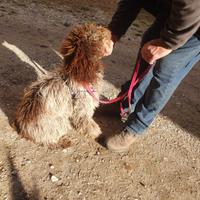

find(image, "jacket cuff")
[108,24,123,42]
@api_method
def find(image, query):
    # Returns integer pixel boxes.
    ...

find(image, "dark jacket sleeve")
[108,0,142,40]
[160,0,200,50]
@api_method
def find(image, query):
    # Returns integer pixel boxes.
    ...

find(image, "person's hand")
[102,39,114,57]
[141,39,172,64]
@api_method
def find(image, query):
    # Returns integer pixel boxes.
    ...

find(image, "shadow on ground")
[161,65,200,138]
[0,20,63,125]
[7,151,40,200]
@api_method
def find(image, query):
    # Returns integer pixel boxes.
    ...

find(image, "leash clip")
[121,112,128,123]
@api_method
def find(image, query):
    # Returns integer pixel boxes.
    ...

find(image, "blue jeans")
[124,21,200,135]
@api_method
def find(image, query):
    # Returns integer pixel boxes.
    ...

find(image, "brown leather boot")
[106,129,137,152]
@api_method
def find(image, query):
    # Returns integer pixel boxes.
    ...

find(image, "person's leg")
[107,36,200,152]
[126,36,200,134]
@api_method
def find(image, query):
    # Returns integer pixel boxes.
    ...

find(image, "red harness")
[84,56,152,119]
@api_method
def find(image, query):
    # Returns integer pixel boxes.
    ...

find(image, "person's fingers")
[104,40,114,56]
[148,59,155,65]
[142,52,156,64]
[141,46,153,64]
[141,39,172,64]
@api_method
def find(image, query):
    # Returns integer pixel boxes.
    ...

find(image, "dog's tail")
[2,41,48,78]
[31,60,48,77]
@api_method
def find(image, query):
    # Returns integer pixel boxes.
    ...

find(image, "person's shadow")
[6,150,40,200]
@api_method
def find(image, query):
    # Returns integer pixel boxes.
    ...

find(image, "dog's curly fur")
[14,24,111,147]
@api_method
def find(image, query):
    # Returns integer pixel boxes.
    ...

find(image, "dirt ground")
[0,0,200,200]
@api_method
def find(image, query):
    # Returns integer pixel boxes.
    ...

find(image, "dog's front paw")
[87,121,102,138]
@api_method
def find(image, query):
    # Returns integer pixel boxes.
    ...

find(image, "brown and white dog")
[14,24,112,148]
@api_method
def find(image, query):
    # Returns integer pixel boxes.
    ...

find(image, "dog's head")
[60,23,111,84]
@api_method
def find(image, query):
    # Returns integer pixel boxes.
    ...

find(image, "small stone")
[49,164,54,169]
[3,193,8,200]
[124,163,132,171]
[62,149,67,153]
[62,147,73,154]
[50,175,59,182]
[11,170,17,175]
[57,181,63,186]
[26,159,31,164]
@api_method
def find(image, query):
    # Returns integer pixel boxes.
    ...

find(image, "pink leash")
[84,56,152,118]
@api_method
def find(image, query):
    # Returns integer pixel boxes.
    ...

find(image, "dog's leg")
[86,118,102,138]
[70,114,102,138]
[70,89,102,137]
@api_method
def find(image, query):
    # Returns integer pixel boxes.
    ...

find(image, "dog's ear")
[60,38,77,66]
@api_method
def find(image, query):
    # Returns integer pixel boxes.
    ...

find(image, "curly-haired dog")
[14,24,112,147]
